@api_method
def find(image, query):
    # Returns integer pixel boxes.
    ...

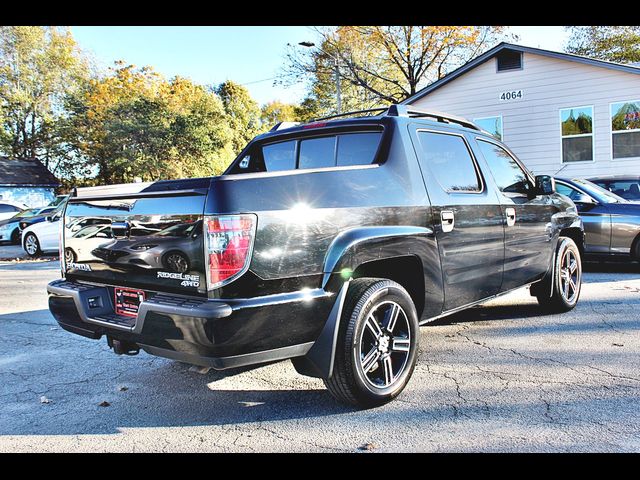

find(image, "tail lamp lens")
[204,214,256,289]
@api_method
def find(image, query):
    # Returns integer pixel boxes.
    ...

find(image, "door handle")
[441,210,455,233]
[505,207,516,227]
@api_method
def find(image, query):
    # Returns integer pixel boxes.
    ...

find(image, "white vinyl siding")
[410,51,640,177]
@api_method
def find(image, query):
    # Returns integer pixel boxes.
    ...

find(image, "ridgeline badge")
[157,271,200,287]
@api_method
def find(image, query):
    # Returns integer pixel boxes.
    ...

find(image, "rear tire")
[64,248,77,264]
[536,237,582,313]
[23,232,41,258]
[324,278,419,408]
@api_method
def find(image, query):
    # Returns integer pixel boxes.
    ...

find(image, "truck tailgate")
[63,178,211,296]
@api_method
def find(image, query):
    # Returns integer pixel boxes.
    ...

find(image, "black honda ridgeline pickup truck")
[48,105,584,407]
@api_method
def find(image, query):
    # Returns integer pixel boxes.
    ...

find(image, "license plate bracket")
[114,287,145,317]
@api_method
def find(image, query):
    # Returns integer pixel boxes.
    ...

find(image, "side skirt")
[418,281,541,326]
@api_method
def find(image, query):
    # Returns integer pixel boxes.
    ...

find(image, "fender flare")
[293,225,434,380]
[320,225,433,291]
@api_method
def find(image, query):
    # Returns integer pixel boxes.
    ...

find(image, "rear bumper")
[47,278,334,369]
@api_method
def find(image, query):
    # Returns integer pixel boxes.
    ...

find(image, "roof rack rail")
[310,107,388,123]
[386,104,480,131]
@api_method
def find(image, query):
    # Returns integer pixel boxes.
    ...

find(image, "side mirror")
[572,193,596,205]
[535,175,555,195]
[46,215,53,222]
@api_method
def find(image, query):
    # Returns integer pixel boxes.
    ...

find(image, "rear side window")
[417,131,481,192]
[230,131,382,174]
[263,140,297,172]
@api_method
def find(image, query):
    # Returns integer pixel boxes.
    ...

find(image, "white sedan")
[22,212,61,257]
[64,224,114,262]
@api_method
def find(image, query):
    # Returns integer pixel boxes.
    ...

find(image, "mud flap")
[291,280,351,379]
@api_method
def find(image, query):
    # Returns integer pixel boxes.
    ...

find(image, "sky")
[71,26,571,106]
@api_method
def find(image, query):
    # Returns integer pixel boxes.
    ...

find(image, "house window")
[496,50,522,72]
[474,116,503,141]
[560,106,594,162]
[611,100,640,159]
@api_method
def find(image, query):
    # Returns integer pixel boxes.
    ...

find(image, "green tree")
[565,26,640,63]
[0,26,88,172]
[215,80,261,153]
[260,100,297,129]
[283,26,509,119]
[65,63,233,185]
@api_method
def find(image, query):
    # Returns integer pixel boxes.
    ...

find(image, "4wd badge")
[157,271,200,287]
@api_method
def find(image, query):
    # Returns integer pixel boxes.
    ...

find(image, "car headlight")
[130,244,158,251]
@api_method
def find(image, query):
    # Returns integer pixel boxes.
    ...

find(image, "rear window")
[337,133,382,166]
[229,131,382,174]
[299,136,336,169]
[263,140,297,172]
[595,180,640,200]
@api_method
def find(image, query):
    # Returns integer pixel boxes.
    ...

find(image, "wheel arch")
[161,249,190,270]
[559,226,585,257]
[294,226,436,381]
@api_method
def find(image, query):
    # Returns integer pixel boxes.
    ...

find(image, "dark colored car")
[47,105,584,407]
[555,177,640,260]
[18,195,69,232]
[90,220,204,273]
[588,175,640,202]
[0,208,40,244]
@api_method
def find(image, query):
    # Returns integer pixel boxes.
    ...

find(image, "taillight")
[204,214,256,290]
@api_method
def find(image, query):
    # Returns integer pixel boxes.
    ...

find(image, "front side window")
[555,182,582,200]
[611,100,640,159]
[417,131,481,192]
[477,139,531,195]
[560,106,593,162]
[474,116,503,141]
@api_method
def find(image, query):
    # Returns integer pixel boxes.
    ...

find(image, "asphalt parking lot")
[0,255,639,452]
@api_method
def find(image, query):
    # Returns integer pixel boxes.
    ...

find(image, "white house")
[403,42,640,178]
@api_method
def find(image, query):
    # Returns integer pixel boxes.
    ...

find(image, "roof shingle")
[0,157,60,187]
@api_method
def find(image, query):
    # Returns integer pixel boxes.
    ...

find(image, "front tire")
[23,232,41,257]
[536,237,582,313]
[10,228,20,245]
[164,251,189,273]
[324,278,419,408]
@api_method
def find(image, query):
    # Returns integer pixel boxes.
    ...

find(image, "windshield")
[47,195,68,208]
[73,225,106,238]
[14,209,38,218]
[571,179,627,203]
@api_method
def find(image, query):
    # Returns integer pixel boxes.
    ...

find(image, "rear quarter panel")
[207,123,445,318]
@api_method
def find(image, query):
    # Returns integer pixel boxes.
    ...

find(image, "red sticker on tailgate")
[114,288,145,317]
